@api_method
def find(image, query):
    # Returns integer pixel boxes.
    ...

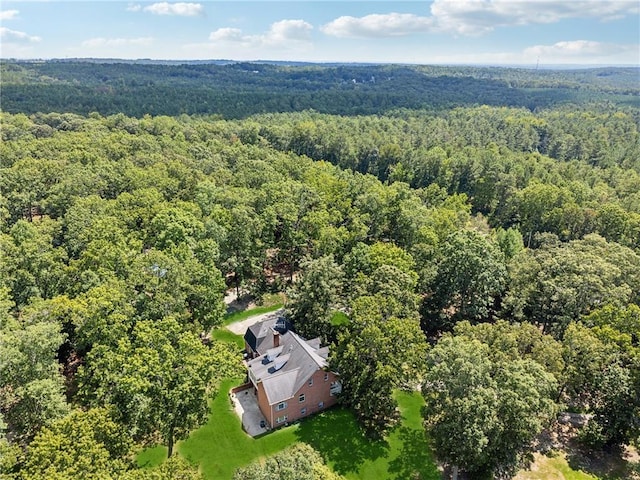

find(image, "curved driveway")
[225,308,285,335]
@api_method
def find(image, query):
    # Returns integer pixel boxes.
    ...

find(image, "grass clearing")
[514,453,598,480]
[330,311,350,327]
[297,390,440,480]
[516,452,599,480]
[210,328,245,349]
[210,304,283,349]
[136,445,167,469]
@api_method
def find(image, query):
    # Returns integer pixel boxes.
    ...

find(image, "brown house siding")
[255,382,273,426]
[265,369,339,427]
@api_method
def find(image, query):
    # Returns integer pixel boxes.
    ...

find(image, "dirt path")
[223,289,256,313]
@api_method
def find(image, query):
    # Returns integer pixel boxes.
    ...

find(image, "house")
[243,317,341,428]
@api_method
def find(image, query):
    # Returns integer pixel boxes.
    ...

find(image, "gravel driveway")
[225,308,285,335]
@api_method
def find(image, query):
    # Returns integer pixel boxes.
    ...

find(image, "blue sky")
[1,1,639,65]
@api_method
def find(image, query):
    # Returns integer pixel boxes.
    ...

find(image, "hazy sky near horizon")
[1,1,639,65]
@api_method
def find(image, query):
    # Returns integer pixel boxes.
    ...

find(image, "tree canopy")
[1,62,639,478]
[422,334,557,479]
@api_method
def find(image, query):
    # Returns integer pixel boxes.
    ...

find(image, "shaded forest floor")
[516,423,639,480]
[516,449,639,480]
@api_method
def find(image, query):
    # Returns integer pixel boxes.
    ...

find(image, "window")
[318,401,324,408]
[300,408,307,415]
[276,415,288,424]
[330,381,342,396]
[299,393,305,403]
[324,372,329,382]
[308,377,313,386]
[276,402,287,411]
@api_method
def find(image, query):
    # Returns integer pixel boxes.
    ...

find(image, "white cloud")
[82,37,153,48]
[430,0,640,35]
[265,19,313,44]
[187,19,314,60]
[321,1,639,39]
[524,40,634,57]
[142,2,203,16]
[209,28,244,42]
[0,9,19,21]
[208,19,313,47]
[421,40,638,65]
[0,27,41,43]
[126,4,142,12]
[321,13,434,38]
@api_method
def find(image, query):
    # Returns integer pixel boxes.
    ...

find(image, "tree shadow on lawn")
[387,426,441,480]
[566,443,638,480]
[296,407,389,476]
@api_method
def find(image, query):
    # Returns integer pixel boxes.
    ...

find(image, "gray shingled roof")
[247,330,328,405]
[245,316,292,355]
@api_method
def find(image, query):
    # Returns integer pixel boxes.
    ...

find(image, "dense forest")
[1,61,639,479]
[2,61,639,117]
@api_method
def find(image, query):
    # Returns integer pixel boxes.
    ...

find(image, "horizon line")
[2,57,639,70]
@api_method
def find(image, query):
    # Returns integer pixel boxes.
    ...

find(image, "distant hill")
[1,60,638,118]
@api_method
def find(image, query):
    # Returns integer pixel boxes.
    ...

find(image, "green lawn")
[297,391,440,480]
[516,452,600,480]
[330,311,350,327]
[516,450,639,480]
[178,378,300,480]
[136,445,167,469]
[154,382,436,479]
[138,383,439,480]
[210,328,245,349]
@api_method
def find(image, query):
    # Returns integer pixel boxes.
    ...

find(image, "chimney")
[273,329,280,348]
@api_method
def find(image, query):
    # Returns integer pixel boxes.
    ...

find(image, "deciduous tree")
[503,234,640,336]
[423,335,557,479]
[232,443,343,480]
[333,296,427,437]
[78,317,242,456]
[422,229,507,332]
[21,408,132,480]
[286,255,344,341]
[120,455,205,480]
[0,319,68,442]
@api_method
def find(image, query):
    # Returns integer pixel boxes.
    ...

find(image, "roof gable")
[244,328,258,352]
[247,329,330,405]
